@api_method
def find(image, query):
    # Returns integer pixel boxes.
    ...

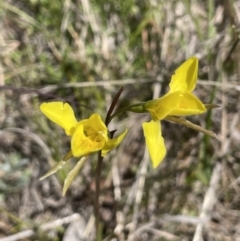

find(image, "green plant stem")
[109,102,146,121]
[93,88,146,238]
[94,86,125,239]
[95,151,103,239]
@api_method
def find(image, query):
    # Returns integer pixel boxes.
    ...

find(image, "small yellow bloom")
[143,57,207,168]
[40,102,127,195]
[144,57,206,121]
[40,102,127,158]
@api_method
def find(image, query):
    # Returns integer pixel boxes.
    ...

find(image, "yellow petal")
[169,57,198,92]
[142,120,166,168]
[40,102,78,136]
[169,92,206,116]
[101,129,128,156]
[144,91,182,120]
[86,113,108,140]
[71,123,105,157]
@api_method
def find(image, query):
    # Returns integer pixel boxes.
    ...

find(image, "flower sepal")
[142,120,166,168]
[102,129,128,156]
[166,115,218,139]
[204,104,221,110]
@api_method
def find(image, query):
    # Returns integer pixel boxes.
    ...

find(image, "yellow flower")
[40,102,127,158]
[142,57,207,168]
[144,57,206,121]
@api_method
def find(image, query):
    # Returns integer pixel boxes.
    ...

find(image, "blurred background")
[0,0,240,240]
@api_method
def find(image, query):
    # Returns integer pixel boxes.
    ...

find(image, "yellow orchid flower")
[144,57,206,121]
[40,102,127,195]
[142,57,207,168]
[40,102,127,158]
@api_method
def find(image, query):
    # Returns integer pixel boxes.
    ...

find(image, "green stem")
[109,102,146,121]
[93,90,146,238]
[95,151,103,239]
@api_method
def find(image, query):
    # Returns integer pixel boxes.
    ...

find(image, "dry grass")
[0,0,240,240]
